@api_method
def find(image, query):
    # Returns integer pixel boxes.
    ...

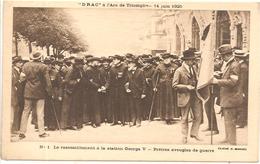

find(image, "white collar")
[226,56,234,65]
[182,62,191,73]
[14,66,20,72]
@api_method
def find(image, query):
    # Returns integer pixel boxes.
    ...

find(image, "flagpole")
[210,11,216,145]
[210,84,214,145]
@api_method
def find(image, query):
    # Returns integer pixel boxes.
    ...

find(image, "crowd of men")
[11,44,248,145]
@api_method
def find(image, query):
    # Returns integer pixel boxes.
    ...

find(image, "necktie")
[189,66,193,78]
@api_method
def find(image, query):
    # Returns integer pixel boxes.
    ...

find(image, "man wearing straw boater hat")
[18,52,53,139]
[234,50,249,128]
[211,44,243,145]
[172,49,203,144]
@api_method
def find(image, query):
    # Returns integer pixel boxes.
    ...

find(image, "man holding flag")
[196,23,220,140]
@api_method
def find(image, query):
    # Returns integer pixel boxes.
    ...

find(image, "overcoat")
[153,63,179,120]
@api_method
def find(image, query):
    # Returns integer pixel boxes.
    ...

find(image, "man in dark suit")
[141,58,155,120]
[19,52,52,139]
[11,56,25,135]
[172,49,203,144]
[109,55,129,126]
[126,58,146,127]
[100,57,113,123]
[85,57,103,128]
[234,50,249,128]
[212,44,243,145]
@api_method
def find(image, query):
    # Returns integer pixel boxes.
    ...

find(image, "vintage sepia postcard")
[1,0,260,162]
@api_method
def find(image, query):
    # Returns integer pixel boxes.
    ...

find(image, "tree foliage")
[13,8,87,56]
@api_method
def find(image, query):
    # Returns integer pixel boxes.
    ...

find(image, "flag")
[196,23,214,103]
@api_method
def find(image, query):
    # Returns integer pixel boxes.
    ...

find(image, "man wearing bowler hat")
[11,56,26,135]
[172,49,203,144]
[211,44,243,145]
[19,52,53,139]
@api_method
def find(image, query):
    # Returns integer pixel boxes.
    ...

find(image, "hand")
[77,78,81,82]
[214,71,222,79]
[98,88,102,92]
[211,78,219,84]
[141,94,146,99]
[51,95,55,99]
[126,89,131,93]
[101,86,106,90]
[89,79,93,82]
[145,78,151,84]
[187,85,195,90]
[20,73,26,82]
[58,97,62,101]
[124,82,129,87]
[153,88,157,92]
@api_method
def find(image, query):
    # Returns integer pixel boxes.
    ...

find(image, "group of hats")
[161,53,179,60]
[180,48,198,60]
[218,44,249,58]
[12,56,27,64]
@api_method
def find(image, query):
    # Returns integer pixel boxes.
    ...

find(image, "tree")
[13,8,88,57]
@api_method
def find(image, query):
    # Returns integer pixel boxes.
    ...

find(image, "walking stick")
[148,73,159,121]
[50,98,62,135]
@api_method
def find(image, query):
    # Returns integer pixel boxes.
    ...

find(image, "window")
[216,11,231,48]
[236,24,243,49]
[191,17,200,50]
[176,25,181,55]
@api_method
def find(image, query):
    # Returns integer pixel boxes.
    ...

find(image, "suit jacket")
[238,61,248,98]
[85,66,102,91]
[109,62,128,89]
[64,66,84,95]
[128,68,146,99]
[11,66,20,107]
[172,64,197,107]
[100,67,110,90]
[218,58,243,108]
[22,61,52,99]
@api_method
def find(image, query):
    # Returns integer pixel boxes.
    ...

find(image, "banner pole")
[210,84,214,145]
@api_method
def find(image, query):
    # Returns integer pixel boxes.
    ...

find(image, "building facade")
[143,10,250,56]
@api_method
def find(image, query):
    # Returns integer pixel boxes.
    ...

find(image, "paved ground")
[12,109,247,145]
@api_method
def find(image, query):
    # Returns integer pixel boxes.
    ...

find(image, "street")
[14,109,247,145]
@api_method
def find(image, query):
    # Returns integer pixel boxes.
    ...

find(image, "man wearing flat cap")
[100,57,113,123]
[85,57,102,128]
[234,50,249,128]
[109,55,129,126]
[211,44,243,145]
[19,52,53,139]
[172,49,203,144]
[61,57,85,130]
[126,58,146,127]
[11,56,26,135]
[153,53,179,124]
[141,58,156,120]
[43,57,63,131]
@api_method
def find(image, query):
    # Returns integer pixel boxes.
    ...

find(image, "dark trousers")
[11,104,23,133]
[129,97,142,125]
[205,96,219,131]
[223,107,237,145]
[236,103,247,127]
